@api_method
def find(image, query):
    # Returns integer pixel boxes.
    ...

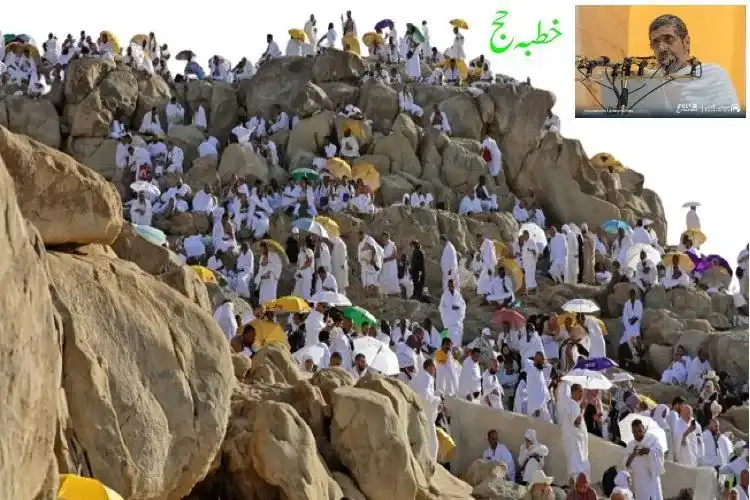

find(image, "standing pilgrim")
[476,234,498,296]
[580,224,596,284]
[439,279,466,346]
[331,234,349,294]
[548,225,568,284]
[685,203,701,230]
[293,238,315,301]
[624,419,665,500]
[379,232,400,295]
[584,315,607,359]
[409,359,442,460]
[560,383,590,485]
[481,132,503,180]
[357,231,382,296]
[563,225,579,284]
[255,242,283,303]
[458,348,482,401]
[481,358,504,409]
[524,353,552,422]
[440,235,460,291]
[621,288,643,345]
[520,231,539,294]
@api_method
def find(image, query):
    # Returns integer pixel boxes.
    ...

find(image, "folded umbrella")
[493,240,509,259]
[449,19,470,30]
[263,295,312,314]
[293,217,330,239]
[562,298,600,314]
[492,308,525,328]
[374,19,394,31]
[342,305,377,327]
[437,427,457,462]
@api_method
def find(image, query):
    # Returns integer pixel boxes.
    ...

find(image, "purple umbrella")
[685,251,704,269]
[574,357,617,371]
[695,254,733,276]
[374,19,394,31]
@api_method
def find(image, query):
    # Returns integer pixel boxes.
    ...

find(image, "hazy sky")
[7,0,749,267]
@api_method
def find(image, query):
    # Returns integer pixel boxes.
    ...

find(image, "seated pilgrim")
[280,180,302,211]
[424,67,444,86]
[259,136,279,166]
[633,252,658,292]
[398,85,423,117]
[478,63,493,82]
[231,121,253,146]
[482,429,515,481]
[458,189,483,216]
[267,104,290,134]
[594,262,612,285]
[165,96,185,132]
[181,234,207,262]
[486,266,515,307]
[27,73,51,98]
[129,192,153,226]
[233,57,256,81]
[198,136,220,158]
[350,186,376,214]
[660,345,691,385]
[139,107,164,136]
[109,119,127,139]
[247,185,274,239]
[212,212,240,253]
[246,111,267,139]
[685,348,713,391]
[512,198,530,223]
[285,35,303,56]
[389,67,404,86]
[474,176,498,212]
[315,266,339,294]
[698,259,731,293]
[260,34,282,63]
[429,104,452,134]
[312,136,338,170]
[443,59,461,85]
[329,180,353,212]
[409,186,433,208]
[339,104,366,120]
[207,249,224,274]
[339,129,360,160]
[517,429,549,485]
[155,180,191,215]
[662,259,692,290]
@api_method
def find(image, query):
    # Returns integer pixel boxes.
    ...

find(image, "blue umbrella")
[601,219,631,234]
[134,224,167,246]
[574,357,617,371]
[374,19,394,31]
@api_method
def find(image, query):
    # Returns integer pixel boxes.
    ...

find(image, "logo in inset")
[730,104,742,113]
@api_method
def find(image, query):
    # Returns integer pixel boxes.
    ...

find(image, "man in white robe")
[331,235,349,294]
[685,348,712,390]
[357,231,382,295]
[130,192,152,226]
[562,225,579,284]
[440,235,460,292]
[672,405,704,466]
[630,219,652,246]
[255,244,283,304]
[700,418,733,476]
[165,97,185,132]
[140,109,164,135]
[429,104,452,134]
[524,354,552,422]
[583,315,607,358]
[481,358,504,409]
[481,134,503,178]
[314,267,338,295]
[520,232,538,293]
[304,303,327,348]
[435,338,460,397]
[548,225,568,283]
[293,240,315,301]
[192,104,208,131]
[659,346,690,385]
[621,289,643,344]
[398,86,423,117]
[686,204,701,230]
[458,348,482,401]
[439,280,466,347]
[409,359,442,460]
[634,256,658,292]
[458,191,483,216]
[624,418,665,500]
[560,383,590,483]
[379,232,400,295]
[486,266,515,307]
[482,430,515,480]
[212,300,237,341]
[405,43,421,81]
[476,234,497,295]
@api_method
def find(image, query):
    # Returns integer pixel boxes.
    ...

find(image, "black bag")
[601,465,618,496]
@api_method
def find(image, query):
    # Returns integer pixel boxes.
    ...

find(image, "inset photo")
[575,5,746,118]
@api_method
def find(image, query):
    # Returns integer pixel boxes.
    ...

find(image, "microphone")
[688,57,701,76]
[590,56,610,67]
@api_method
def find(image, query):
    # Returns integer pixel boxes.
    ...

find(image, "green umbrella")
[406,24,425,44]
[3,34,17,45]
[290,168,321,182]
[342,306,377,327]
[440,328,449,338]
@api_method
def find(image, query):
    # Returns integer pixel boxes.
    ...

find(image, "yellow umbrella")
[6,42,40,60]
[314,216,340,238]
[555,312,578,328]
[58,474,124,500]
[326,157,352,179]
[441,58,469,80]
[99,31,121,53]
[493,240,509,259]
[362,31,384,46]
[130,33,148,47]
[259,239,288,260]
[340,118,366,140]
[661,251,696,273]
[262,295,312,314]
[590,152,625,172]
[249,319,290,350]
[591,317,608,335]
[638,394,657,410]
[681,228,707,247]
[437,427,457,462]
[189,265,217,284]
[450,19,470,30]
[288,28,307,42]
[500,258,523,292]
[352,162,381,191]
[343,35,361,55]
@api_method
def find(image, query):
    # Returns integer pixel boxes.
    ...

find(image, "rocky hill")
[0,49,746,500]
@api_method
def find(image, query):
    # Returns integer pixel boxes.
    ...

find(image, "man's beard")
[659,54,680,74]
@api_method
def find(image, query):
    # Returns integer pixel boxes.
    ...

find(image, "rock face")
[0,126,123,246]
[48,252,234,500]
[0,153,61,500]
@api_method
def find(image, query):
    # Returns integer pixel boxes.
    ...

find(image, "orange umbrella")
[352,162,380,191]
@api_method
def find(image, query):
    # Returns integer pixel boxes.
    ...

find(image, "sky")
[5,0,749,268]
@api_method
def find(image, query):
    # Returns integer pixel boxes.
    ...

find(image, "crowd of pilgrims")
[3,19,749,500]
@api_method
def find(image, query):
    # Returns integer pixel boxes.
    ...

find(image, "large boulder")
[218,143,270,184]
[0,155,61,500]
[48,252,234,499]
[65,137,120,180]
[2,95,62,148]
[0,126,123,246]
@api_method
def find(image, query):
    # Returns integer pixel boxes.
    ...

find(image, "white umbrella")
[626,243,661,271]
[561,368,613,390]
[130,180,160,198]
[682,201,701,208]
[311,291,351,306]
[293,344,328,366]
[519,222,548,251]
[562,298,600,314]
[293,219,330,240]
[352,337,400,375]
[618,413,669,452]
